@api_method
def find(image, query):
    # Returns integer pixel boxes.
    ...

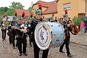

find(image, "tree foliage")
[6,9,15,16]
[28,7,32,11]
[72,16,83,26]
[0,7,8,15]
[9,2,24,9]
[0,2,24,16]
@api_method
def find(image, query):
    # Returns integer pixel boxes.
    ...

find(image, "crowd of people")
[0,15,80,58]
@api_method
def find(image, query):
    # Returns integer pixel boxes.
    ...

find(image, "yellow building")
[33,0,86,19]
[56,0,86,18]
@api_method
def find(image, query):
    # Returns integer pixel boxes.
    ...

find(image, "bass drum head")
[35,22,51,50]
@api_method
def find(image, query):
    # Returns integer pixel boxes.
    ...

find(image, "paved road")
[71,32,87,46]
[0,31,87,58]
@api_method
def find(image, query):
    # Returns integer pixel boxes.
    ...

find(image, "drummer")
[30,15,49,58]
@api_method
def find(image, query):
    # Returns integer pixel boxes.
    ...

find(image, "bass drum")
[35,22,64,50]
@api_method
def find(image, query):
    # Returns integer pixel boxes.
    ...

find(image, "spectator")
[80,21,85,34]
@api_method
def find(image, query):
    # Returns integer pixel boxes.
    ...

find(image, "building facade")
[85,0,87,15]
[56,0,86,18]
[33,0,86,19]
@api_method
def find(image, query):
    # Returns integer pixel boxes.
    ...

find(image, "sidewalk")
[71,32,87,46]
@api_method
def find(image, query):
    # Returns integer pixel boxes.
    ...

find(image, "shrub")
[72,16,83,26]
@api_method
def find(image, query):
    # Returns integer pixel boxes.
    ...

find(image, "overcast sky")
[0,0,55,9]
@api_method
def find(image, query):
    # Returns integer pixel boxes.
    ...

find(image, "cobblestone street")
[0,0,87,58]
[0,31,87,58]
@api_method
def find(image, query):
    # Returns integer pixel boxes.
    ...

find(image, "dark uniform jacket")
[62,20,70,41]
[29,19,39,42]
[16,29,27,42]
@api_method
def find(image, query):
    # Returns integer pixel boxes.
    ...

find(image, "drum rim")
[34,22,51,50]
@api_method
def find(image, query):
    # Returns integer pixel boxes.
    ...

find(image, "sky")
[0,0,55,9]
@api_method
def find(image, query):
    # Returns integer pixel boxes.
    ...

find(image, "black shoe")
[19,53,22,56]
[9,42,12,44]
[59,50,65,53]
[13,46,16,49]
[67,54,72,57]
[30,45,32,47]
[23,53,27,56]
[2,39,5,41]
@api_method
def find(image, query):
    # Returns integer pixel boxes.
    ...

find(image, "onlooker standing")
[80,21,85,34]
[84,21,87,33]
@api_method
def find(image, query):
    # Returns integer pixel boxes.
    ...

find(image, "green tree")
[28,7,32,11]
[6,9,14,16]
[9,2,24,9]
[4,7,8,12]
[0,7,8,15]
[72,16,83,26]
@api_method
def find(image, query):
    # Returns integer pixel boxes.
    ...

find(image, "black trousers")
[12,36,16,47]
[9,36,13,44]
[42,49,49,58]
[8,34,15,47]
[17,40,27,54]
[28,34,32,47]
[2,30,6,40]
[59,39,70,55]
[33,42,49,58]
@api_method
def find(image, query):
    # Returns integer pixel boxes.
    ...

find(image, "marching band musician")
[59,16,72,57]
[7,25,13,44]
[27,21,32,47]
[15,24,28,56]
[30,15,49,58]
[1,22,7,41]
[1,15,9,41]
[7,23,16,48]
[11,26,16,48]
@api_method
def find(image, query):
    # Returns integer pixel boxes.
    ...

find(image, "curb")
[71,41,87,47]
